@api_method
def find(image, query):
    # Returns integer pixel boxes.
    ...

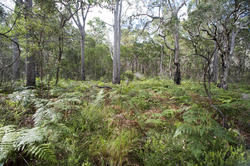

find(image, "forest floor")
[0,79,250,165]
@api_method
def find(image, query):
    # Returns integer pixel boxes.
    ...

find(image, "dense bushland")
[0,79,249,165]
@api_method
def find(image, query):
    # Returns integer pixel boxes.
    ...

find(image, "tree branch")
[0,34,21,71]
[158,34,174,51]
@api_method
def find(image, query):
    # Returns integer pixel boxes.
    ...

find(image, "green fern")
[0,126,56,164]
[173,104,243,162]
[25,143,56,163]
[93,89,105,107]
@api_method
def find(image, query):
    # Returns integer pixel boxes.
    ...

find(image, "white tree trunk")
[220,29,238,89]
[112,0,122,84]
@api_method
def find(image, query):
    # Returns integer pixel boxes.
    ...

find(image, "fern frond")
[93,89,105,107]
[16,127,45,149]
[0,126,55,163]
[25,143,56,163]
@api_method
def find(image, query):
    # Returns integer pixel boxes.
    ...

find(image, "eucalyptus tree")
[65,0,94,81]
[159,0,186,84]
[12,0,23,80]
[24,0,36,87]
[131,0,186,84]
[54,0,78,85]
[112,0,123,84]
[87,17,108,44]
[187,0,249,89]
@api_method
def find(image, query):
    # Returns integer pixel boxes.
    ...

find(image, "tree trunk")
[26,52,36,86]
[12,0,23,81]
[25,0,35,87]
[219,29,238,90]
[159,45,164,76]
[112,0,122,84]
[80,28,86,81]
[13,36,20,80]
[210,43,219,83]
[55,36,63,85]
[169,53,172,78]
[173,22,181,85]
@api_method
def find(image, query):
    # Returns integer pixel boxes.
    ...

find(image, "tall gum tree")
[188,0,249,89]
[67,0,92,81]
[112,0,122,84]
[132,0,186,85]
[12,0,23,81]
[25,0,36,87]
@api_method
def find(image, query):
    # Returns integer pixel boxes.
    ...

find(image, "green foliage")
[0,79,249,165]
[0,126,56,164]
[122,70,134,81]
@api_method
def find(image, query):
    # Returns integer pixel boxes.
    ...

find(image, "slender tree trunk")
[26,52,36,86]
[113,2,118,83]
[169,53,172,78]
[13,36,20,80]
[55,36,63,85]
[159,45,164,76]
[117,0,122,79]
[68,1,89,81]
[25,0,35,87]
[135,55,138,72]
[80,28,86,81]
[12,0,23,81]
[131,60,134,72]
[112,0,122,84]
[173,22,181,85]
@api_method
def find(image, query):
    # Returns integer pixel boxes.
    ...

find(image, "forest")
[0,0,249,165]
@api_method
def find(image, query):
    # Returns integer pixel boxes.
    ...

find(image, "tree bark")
[173,20,181,85]
[219,29,238,90]
[210,43,219,83]
[55,35,63,85]
[112,0,122,84]
[25,0,36,87]
[159,45,164,76]
[169,53,172,78]
[80,28,86,80]
[68,1,89,81]
[13,36,20,80]
[26,52,36,87]
[12,0,23,81]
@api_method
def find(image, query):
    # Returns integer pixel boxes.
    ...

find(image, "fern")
[93,89,105,107]
[173,104,241,161]
[8,90,37,108]
[0,126,56,164]
[25,143,56,163]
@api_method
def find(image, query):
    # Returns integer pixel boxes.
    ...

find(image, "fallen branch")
[96,85,112,89]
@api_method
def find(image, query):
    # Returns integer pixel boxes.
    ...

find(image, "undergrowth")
[0,79,249,165]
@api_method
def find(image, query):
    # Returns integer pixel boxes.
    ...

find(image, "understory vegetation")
[0,79,249,166]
